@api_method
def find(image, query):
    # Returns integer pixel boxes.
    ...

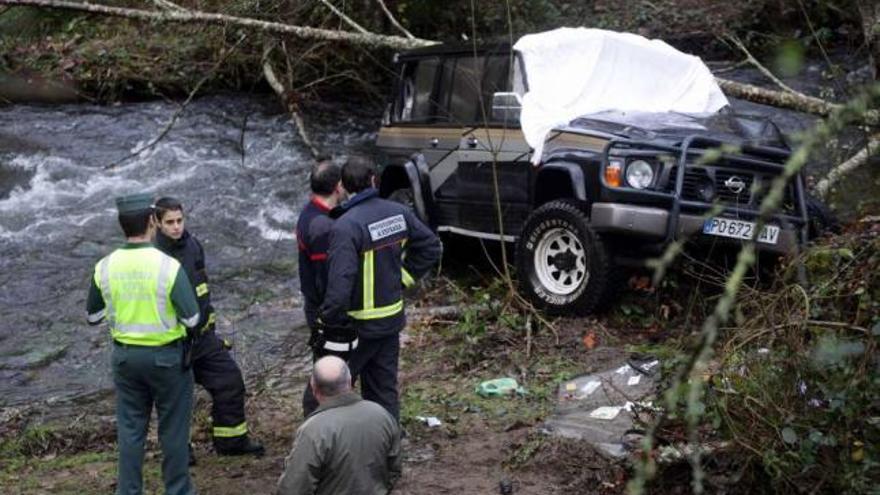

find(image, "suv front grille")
[714,170,753,205]
[669,167,760,207]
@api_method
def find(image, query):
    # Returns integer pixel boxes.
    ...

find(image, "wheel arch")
[379,153,433,224]
[534,161,589,208]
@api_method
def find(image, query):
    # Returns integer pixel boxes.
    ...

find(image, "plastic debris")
[476,378,526,397]
[589,406,624,420]
[415,416,442,427]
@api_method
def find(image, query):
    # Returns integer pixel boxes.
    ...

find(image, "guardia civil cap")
[115,193,154,214]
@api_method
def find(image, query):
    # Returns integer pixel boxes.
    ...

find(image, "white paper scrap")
[416,416,442,427]
[627,375,641,386]
[581,381,601,396]
[589,406,623,420]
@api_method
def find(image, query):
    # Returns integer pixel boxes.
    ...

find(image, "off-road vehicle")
[375,38,811,315]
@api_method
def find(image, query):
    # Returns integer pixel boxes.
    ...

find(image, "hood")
[563,109,789,149]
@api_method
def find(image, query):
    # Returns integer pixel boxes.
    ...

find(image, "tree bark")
[815,134,880,199]
[857,0,880,80]
[0,0,433,50]
[715,77,879,125]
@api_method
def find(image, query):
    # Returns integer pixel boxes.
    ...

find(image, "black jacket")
[155,230,215,332]
[296,198,335,329]
[320,188,442,339]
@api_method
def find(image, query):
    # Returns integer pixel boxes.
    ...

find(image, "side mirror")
[491,92,522,123]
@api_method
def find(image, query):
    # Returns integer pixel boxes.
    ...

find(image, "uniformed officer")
[296,158,345,417]
[319,157,442,421]
[86,193,199,495]
[154,197,264,457]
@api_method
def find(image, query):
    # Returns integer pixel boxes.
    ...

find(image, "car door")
[436,52,533,239]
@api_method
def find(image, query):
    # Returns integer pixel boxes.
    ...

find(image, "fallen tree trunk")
[0,0,433,50]
[815,134,880,199]
[716,77,879,126]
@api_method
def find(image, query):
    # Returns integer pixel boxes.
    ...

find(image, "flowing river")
[0,94,379,410]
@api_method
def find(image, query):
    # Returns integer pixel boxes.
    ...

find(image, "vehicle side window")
[482,54,512,121]
[395,58,439,123]
[448,56,485,125]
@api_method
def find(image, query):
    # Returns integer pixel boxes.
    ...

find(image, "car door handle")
[466,136,479,148]
[429,138,439,148]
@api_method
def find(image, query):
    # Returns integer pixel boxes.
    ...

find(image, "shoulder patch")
[368,214,407,242]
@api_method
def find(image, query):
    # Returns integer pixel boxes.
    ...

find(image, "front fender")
[535,161,588,205]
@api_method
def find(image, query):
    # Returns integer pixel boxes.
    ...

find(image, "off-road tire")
[516,200,616,315]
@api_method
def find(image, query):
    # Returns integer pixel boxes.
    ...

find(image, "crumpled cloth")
[514,27,729,163]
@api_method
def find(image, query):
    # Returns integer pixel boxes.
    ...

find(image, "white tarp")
[514,28,729,163]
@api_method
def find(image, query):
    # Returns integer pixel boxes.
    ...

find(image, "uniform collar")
[308,392,362,418]
[156,230,190,250]
[310,196,333,213]
[122,241,154,249]
[342,187,378,210]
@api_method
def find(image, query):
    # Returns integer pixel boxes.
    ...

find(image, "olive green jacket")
[277,392,401,495]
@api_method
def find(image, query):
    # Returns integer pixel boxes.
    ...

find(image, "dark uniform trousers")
[301,334,401,420]
[191,327,247,447]
[112,343,194,495]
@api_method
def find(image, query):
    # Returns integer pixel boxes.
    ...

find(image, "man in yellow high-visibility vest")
[86,193,201,495]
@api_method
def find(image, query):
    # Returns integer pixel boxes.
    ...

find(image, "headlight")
[625,160,654,189]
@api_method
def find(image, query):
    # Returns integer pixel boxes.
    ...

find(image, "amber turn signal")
[605,162,622,187]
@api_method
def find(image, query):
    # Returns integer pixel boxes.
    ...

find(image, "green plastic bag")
[476,378,526,397]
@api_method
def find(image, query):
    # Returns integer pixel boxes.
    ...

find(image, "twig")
[105,34,246,169]
[374,0,414,39]
[708,59,749,74]
[238,113,249,168]
[806,320,869,334]
[316,0,368,34]
[721,34,805,97]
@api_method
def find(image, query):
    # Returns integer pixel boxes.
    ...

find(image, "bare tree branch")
[815,134,880,198]
[722,34,805,97]
[374,0,415,40]
[262,45,320,158]
[316,0,368,34]
[0,0,432,50]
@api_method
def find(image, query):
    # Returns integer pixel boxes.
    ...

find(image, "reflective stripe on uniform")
[207,312,216,326]
[324,338,359,352]
[115,322,169,334]
[213,422,247,438]
[348,299,403,320]
[362,250,375,310]
[402,267,415,288]
[156,255,176,331]
[98,257,116,329]
[195,283,208,297]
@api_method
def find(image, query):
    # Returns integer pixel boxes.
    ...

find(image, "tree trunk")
[857,0,880,80]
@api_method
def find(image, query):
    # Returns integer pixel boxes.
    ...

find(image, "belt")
[113,338,183,348]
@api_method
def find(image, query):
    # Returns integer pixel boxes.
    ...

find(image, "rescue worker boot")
[214,435,265,457]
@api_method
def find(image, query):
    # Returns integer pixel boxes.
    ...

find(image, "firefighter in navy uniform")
[86,193,199,495]
[319,157,442,421]
[295,159,345,417]
[154,197,264,458]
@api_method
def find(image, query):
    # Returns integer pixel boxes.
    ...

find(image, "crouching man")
[277,356,401,495]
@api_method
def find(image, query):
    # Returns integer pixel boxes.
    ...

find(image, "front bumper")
[591,202,800,255]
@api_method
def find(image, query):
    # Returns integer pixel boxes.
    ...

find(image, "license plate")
[702,217,780,245]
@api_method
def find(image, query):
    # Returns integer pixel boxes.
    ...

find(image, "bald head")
[312,356,352,399]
